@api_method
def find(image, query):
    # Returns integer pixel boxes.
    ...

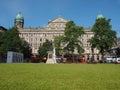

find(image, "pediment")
[49,16,68,23]
[44,16,68,30]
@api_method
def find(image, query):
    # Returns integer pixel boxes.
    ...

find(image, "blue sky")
[0,0,120,37]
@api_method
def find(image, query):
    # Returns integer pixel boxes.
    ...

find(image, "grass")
[0,63,120,90]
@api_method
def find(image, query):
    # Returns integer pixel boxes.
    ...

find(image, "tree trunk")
[101,53,104,63]
[91,47,94,62]
[72,52,74,63]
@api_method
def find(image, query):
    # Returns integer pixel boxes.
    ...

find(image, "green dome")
[15,12,24,22]
[97,13,104,19]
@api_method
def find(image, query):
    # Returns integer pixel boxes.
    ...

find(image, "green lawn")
[0,63,120,90]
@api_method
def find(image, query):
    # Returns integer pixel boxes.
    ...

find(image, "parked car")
[104,57,120,63]
[56,57,62,63]
[115,58,120,64]
[104,57,113,63]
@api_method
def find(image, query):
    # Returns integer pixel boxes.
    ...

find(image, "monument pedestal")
[46,51,56,64]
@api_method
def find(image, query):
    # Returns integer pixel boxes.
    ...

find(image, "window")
[97,54,99,60]
[31,38,33,41]
[44,34,46,36]
[40,38,42,41]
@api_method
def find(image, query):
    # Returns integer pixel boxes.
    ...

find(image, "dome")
[15,12,24,22]
[97,13,104,19]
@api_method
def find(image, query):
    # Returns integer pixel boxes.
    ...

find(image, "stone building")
[0,26,7,32]
[14,12,103,61]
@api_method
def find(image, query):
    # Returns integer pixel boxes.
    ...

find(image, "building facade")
[15,12,103,61]
[0,26,7,32]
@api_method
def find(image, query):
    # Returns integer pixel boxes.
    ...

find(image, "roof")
[0,26,7,32]
[97,13,104,19]
[48,16,68,23]
[15,12,24,22]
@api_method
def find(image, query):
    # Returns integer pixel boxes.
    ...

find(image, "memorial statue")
[46,41,57,64]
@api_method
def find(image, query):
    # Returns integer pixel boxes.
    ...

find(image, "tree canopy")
[38,39,52,60]
[0,27,32,60]
[54,36,64,56]
[64,21,84,54]
[54,21,85,62]
[89,18,116,60]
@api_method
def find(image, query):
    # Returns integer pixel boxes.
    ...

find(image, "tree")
[0,32,3,51]
[54,36,64,56]
[89,18,116,61]
[55,21,84,62]
[19,38,32,58]
[0,27,32,61]
[0,32,5,62]
[0,27,21,58]
[38,39,52,61]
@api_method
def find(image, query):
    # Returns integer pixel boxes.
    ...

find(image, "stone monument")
[7,51,24,63]
[46,42,57,64]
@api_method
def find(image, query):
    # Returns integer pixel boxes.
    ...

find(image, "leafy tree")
[64,21,84,61]
[55,21,84,62]
[89,18,116,61]
[54,36,64,56]
[0,32,3,46]
[38,39,52,60]
[0,27,32,61]
[0,32,5,62]
[0,27,20,56]
[19,38,32,58]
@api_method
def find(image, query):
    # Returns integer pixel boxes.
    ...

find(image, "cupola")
[97,13,104,19]
[14,12,24,28]
[15,12,24,22]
